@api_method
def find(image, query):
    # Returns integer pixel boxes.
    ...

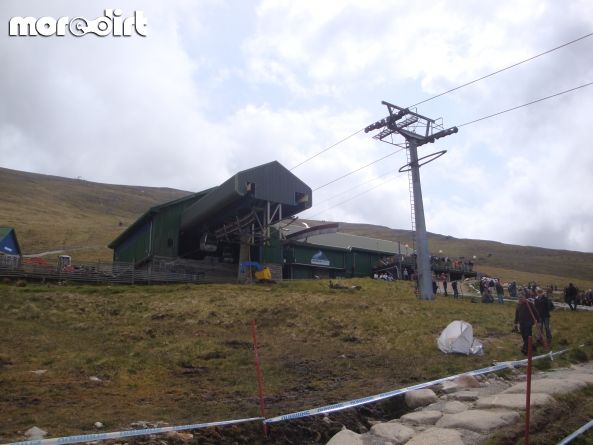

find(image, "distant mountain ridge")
[2,166,592,287]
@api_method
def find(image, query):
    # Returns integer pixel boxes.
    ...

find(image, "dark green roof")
[181,160,312,232]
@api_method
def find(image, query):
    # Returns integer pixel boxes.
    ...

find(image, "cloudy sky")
[2,0,593,253]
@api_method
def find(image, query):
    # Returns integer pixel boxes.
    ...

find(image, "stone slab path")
[326,361,593,445]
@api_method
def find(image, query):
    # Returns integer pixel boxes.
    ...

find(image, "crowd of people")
[477,276,505,304]
[429,272,462,298]
[566,284,593,308]
[429,256,474,272]
[373,272,395,281]
[479,278,589,355]
[426,274,591,356]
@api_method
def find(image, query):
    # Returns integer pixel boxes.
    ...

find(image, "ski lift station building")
[108,161,413,281]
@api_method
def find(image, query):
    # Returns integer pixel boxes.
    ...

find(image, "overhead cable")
[457,80,593,127]
[289,129,364,171]
[313,148,405,191]
[410,31,593,108]
[314,170,395,207]
[307,174,400,218]
[288,31,593,171]
[309,79,593,212]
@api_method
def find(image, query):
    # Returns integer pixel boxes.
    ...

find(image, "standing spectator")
[496,281,505,304]
[482,287,494,303]
[565,283,579,311]
[403,268,409,280]
[530,282,537,293]
[534,287,553,347]
[432,278,438,296]
[452,280,459,299]
[443,275,448,296]
[508,281,518,299]
[586,289,593,306]
[515,292,540,355]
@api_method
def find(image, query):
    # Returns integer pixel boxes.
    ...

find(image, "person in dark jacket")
[496,281,505,304]
[452,280,459,299]
[534,287,552,346]
[514,292,540,355]
[565,283,578,310]
[508,281,518,299]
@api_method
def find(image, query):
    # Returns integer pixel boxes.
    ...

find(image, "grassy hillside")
[2,167,593,288]
[1,279,592,444]
[0,167,190,261]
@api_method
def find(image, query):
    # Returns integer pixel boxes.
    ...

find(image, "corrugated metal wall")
[113,195,205,265]
[284,244,387,278]
[289,245,346,269]
[236,161,310,206]
[113,221,151,263]
[152,203,186,258]
[261,236,283,264]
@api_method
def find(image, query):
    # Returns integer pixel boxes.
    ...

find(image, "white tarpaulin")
[437,320,484,355]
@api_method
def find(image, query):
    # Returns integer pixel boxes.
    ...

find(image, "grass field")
[1,278,592,444]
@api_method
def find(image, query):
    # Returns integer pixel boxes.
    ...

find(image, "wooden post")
[251,320,268,438]
[524,335,533,445]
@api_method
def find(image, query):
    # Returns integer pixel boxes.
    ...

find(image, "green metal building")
[281,227,412,279]
[109,160,420,281]
[108,191,212,264]
[109,161,313,278]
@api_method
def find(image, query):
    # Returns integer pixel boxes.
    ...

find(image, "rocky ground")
[325,361,593,445]
[15,361,593,445]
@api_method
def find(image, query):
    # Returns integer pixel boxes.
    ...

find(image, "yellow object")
[254,267,272,281]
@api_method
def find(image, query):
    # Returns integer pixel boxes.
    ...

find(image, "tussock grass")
[1,279,592,442]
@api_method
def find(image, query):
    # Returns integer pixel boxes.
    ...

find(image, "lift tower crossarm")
[381,101,436,124]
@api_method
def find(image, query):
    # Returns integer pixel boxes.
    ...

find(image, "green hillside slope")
[0,167,190,261]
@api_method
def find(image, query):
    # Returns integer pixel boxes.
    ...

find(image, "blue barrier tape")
[265,349,568,424]
[1,349,569,444]
[557,418,593,445]
[3,417,264,445]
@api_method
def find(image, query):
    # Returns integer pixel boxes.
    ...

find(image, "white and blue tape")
[2,349,568,444]
[265,349,568,424]
[3,417,264,445]
[557,418,593,445]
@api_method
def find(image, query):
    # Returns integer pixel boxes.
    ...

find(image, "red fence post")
[524,335,533,445]
[251,319,268,438]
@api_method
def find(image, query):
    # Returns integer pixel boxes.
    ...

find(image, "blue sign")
[311,250,330,266]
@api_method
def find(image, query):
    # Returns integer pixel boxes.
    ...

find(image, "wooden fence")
[0,255,238,285]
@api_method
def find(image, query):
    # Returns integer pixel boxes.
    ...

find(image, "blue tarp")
[239,261,262,272]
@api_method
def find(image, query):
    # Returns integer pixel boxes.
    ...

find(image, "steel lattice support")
[365,101,458,300]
